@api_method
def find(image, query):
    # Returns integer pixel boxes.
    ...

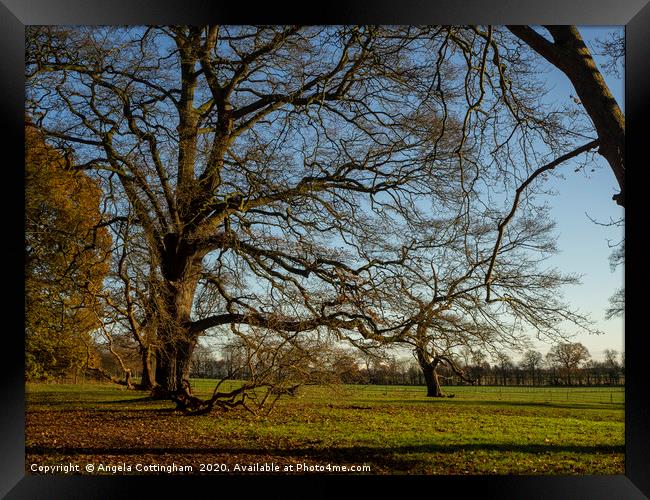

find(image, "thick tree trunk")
[152,234,206,404]
[155,346,179,392]
[155,340,194,393]
[139,347,156,390]
[422,363,444,397]
[416,349,444,397]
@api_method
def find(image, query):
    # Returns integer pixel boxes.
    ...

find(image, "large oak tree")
[27,26,462,404]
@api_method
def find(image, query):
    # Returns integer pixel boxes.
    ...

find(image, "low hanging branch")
[83,340,134,389]
[484,139,600,302]
[438,354,476,384]
[172,381,302,416]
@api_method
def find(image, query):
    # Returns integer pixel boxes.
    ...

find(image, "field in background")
[331,384,625,405]
[25,381,624,475]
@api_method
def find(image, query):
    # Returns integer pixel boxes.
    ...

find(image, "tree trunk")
[152,234,206,402]
[416,351,444,397]
[424,365,444,397]
[155,345,179,392]
[155,340,195,392]
[139,347,156,390]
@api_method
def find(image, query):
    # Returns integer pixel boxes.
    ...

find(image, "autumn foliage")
[25,123,111,380]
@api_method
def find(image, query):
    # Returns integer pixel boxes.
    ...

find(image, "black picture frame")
[3,1,647,498]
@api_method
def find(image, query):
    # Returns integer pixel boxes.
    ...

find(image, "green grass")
[25,381,624,475]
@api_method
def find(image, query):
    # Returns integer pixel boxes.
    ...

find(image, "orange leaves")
[26,123,113,380]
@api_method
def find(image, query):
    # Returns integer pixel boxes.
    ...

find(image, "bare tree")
[494,352,515,386]
[603,348,621,385]
[520,349,544,385]
[25,25,612,409]
[356,195,597,397]
[27,26,463,405]
[547,342,591,386]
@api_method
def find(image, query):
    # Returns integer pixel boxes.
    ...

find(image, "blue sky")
[521,26,624,362]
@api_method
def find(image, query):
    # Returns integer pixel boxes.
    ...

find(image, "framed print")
[2,0,648,498]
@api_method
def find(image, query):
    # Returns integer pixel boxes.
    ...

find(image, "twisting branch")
[484,139,599,302]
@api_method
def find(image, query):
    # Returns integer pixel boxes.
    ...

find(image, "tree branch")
[484,139,600,301]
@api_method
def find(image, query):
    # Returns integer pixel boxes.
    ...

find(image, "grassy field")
[25,381,624,475]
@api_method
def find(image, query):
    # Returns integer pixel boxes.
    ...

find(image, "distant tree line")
[183,341,625,388]
[46,329,624,390]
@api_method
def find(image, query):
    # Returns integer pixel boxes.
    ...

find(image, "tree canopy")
[25,25,621,410]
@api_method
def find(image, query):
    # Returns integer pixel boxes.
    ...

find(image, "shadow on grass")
[28,396,623,413]
[96,396,167,404]
[26,394,164,407]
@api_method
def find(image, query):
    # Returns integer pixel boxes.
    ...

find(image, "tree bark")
[140,347,156,390]
[416,348,444,397]
[152,234,207,400]
[422,363,444,397]
[507,25,625,206]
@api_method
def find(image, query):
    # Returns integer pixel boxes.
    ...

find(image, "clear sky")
[515,26,625,363]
